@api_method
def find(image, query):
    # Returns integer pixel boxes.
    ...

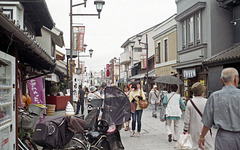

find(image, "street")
[55,105,216,150]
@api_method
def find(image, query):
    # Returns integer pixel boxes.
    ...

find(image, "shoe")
[168,134,172,142]
[154,115,157,118]
[173,139,177,142]
[125,126,130,131]
[130,132,135,137]
[136,132,140,137]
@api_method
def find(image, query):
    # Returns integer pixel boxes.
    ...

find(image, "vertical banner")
[106,64,110,77]
[72,26,85,52]
[73,74,80,102]
[27,77,45,105]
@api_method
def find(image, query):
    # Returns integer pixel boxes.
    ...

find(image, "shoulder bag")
[190,100,212,136]
[139,90,149,109]
[159,93,175,122]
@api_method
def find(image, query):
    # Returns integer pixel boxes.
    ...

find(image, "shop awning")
[0,12,56,71]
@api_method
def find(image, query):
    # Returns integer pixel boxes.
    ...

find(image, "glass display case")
[0,58,12,125]
[0,51,15,149]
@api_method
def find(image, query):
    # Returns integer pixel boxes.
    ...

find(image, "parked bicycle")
[33,86,131,150]
[18,104,46,150]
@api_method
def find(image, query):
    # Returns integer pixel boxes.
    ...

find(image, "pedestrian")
[129,81,146,137]
[75,85,85,115]
[164,84,185,142]
[99,82,106,99]
[198,67,240,150]
[183,82,213,150]
[123,84,132,131]
[84,87,89,106]
[149,85,160,118]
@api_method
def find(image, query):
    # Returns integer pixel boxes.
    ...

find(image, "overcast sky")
[45,0,176,72]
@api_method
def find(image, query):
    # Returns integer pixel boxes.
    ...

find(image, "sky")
[45,0,177,72]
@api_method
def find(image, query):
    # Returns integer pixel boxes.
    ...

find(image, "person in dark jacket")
[75,85,85,115]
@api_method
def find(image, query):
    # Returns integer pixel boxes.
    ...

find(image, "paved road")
[54,105,216,150]
[120,107,216,150]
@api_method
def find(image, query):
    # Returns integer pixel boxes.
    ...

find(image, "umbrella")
[154,75,184,85]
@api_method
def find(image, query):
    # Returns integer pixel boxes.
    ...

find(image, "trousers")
[132,110,143,132]
[165,119,180,140]
[75,101,84,115]
[215,129,240,150]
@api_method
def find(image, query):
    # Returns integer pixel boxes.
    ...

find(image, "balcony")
[120,51,131,64]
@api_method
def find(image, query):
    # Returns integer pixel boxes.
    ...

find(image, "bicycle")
[18,104,46,150]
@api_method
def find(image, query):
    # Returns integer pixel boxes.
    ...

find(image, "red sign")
[106,64,110,77]
[72,26,85,52]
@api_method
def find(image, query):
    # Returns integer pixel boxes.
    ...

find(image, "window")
[181,10,202,49]
[182,21,187,48]
[158,42,161,63]
[164,39,168,62]
[189,16,194,44]
[134,47,142,52]
[195,12,201,43]
[51,40,55,57]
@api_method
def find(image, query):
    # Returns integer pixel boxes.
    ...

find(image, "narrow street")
[55,105,216,150]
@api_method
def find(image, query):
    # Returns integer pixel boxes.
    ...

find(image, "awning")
[130,73,145,79]
[0,12,56,71]
[148,69,155,78]
[203,45,240,66]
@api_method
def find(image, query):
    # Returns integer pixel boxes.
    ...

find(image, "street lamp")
[114,57,121,87]
[130,41,135,68]
[135,34,149,96]
[69,0,105,104]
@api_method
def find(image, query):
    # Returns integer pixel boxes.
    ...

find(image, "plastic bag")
[174,134,193,150]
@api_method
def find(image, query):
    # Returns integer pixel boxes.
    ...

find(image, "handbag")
[174,133,193,150]
[139,90,149,109]
[130,102,137,113]
[159,93,175,122]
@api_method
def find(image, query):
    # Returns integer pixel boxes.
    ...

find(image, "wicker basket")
[46,104,56,116]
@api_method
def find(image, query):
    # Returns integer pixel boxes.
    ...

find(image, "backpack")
[32,116,74,149]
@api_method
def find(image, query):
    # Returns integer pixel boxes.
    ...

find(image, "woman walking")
[183,82,213,150]
[129,82,146,137]
[123,84,131,131]
[164,84,185,142]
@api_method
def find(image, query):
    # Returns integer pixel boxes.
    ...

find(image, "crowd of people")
[75,67,240,150]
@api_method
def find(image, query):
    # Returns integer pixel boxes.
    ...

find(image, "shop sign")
[106,64,110,77]
[183,68,196,78]
[72,26,85,52]
[27,77,45,105]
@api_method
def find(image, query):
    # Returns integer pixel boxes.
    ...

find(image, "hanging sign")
[27,77,45,105]
[72,26,85,52]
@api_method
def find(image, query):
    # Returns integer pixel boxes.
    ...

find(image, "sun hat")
[89,86,97,93]
[191,82,206,96]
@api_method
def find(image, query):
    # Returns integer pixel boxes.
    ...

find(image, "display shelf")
[0,118,11,126]
[0,85,11,89]
[0,102,11,107]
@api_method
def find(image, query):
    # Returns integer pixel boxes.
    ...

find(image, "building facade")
[153,14,177,80]
[175,0,234,97]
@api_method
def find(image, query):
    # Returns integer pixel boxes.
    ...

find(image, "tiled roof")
[203,45,240,65]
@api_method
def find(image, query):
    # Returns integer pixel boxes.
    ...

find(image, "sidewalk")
[120,107,216,150]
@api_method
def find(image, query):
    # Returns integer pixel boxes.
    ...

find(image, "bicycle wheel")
[64,138,87,150]
[23,138,38,150]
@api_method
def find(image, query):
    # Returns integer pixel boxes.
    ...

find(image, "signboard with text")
[72,26,85,51]
[27,77,45,105]
[106,64,110,77]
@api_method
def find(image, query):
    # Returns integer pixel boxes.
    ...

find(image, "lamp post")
[136,34,149,96]
[130,41,135,69]
[114,57,121,87]
[69,0,105,104]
